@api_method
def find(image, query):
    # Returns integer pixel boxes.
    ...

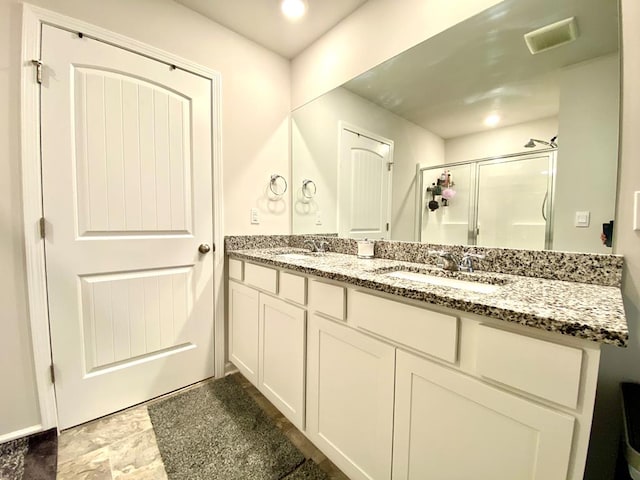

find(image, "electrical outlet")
[315,212,322,226]
[250,208,260,225]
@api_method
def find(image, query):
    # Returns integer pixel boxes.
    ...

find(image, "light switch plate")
[634,191,640,231]
[250,208,259,225]
[575,211,590,227]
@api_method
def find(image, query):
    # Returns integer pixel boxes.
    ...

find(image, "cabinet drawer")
[228,258,243,281]
[308,279,345,320]
[349,290,458,363]
[279,272,307,305]
[476,325,583,409]
[244,263,278,294]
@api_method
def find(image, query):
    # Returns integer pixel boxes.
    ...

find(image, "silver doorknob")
[198,243,211,254]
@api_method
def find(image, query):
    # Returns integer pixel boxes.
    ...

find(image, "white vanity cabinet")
[227,257,602,480]
[348,290,598,480]
[306,314,395,480]
[228,266,306,430]
[393,349,575,480]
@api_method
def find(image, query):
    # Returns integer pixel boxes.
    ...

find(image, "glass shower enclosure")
[418,150,556,250]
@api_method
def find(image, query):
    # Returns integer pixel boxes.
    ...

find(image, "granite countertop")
[228,247,628,347]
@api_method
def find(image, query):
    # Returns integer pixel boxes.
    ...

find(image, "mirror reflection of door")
[338,127,393,239]
[476,154,553,250]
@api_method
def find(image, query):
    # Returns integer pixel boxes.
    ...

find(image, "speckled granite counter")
[227,247,628,347]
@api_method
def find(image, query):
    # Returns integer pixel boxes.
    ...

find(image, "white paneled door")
[40,25,215,428]
[339,128,392,239]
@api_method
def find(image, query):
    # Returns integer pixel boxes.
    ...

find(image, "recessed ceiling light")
[281,0,307,20]
[484,114,500,127]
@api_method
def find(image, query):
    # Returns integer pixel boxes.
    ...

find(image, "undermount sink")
[276,253,312,260]
[385,270,501,294]
[275,252,323,261]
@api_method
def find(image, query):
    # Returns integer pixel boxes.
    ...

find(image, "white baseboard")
[0,424,43,444]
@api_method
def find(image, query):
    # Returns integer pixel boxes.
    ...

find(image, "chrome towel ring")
[270,174,287,196]
[302,179,317,198]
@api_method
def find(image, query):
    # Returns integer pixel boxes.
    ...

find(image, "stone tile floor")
[56,374,348,479]
[57,405,166,480]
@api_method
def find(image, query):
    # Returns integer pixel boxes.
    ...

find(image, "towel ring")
[302,179,317,198]
[270,174,287,196]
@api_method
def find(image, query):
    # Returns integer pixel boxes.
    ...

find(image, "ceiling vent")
[524,17,579,55]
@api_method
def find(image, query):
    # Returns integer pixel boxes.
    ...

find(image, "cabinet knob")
[198,243,211,254]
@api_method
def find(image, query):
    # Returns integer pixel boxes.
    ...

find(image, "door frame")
[20,4,225,430]
[336,121,394,239]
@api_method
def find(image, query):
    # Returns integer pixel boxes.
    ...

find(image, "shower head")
[524,137,558,148]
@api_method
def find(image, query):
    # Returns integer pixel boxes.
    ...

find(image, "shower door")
[475,153,554,250]
[418,150,555,249]
[420,163,474,246]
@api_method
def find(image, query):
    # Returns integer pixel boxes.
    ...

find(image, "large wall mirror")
[291,0,620,254]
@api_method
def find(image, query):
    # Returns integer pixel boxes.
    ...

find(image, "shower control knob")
[198,243,212,254]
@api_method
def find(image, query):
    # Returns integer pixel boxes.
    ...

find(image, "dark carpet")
[148,376,327,480]
[0,429,57,480]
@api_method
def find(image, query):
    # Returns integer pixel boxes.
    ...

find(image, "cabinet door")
[393,350,575,480]
[228,280,259,384]
[258,295,306,430]
[307,314,395,480]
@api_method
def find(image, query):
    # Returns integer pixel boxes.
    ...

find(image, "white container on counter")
[357,239,374,258]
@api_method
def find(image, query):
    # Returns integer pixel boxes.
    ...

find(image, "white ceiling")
[174,0,369,58]
[343,0,619,139]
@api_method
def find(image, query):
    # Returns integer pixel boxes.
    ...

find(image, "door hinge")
[31,59,42,84]
[49,364,56,384]
[386,223,390,231]
[387,162,394,172]
[39,217,46,239]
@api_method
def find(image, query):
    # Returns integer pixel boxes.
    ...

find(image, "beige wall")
[554,54,619,255]
[0,0,40,436]
[290,0,502,109]
[0,0,290,437]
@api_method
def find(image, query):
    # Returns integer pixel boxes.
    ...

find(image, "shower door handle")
[541,192,548,221]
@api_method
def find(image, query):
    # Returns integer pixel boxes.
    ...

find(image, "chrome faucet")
[428,250,459,271]
[429,250,485,272]
[458,253,485,273]
[304,239,329,253]
[317,240,329,252]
